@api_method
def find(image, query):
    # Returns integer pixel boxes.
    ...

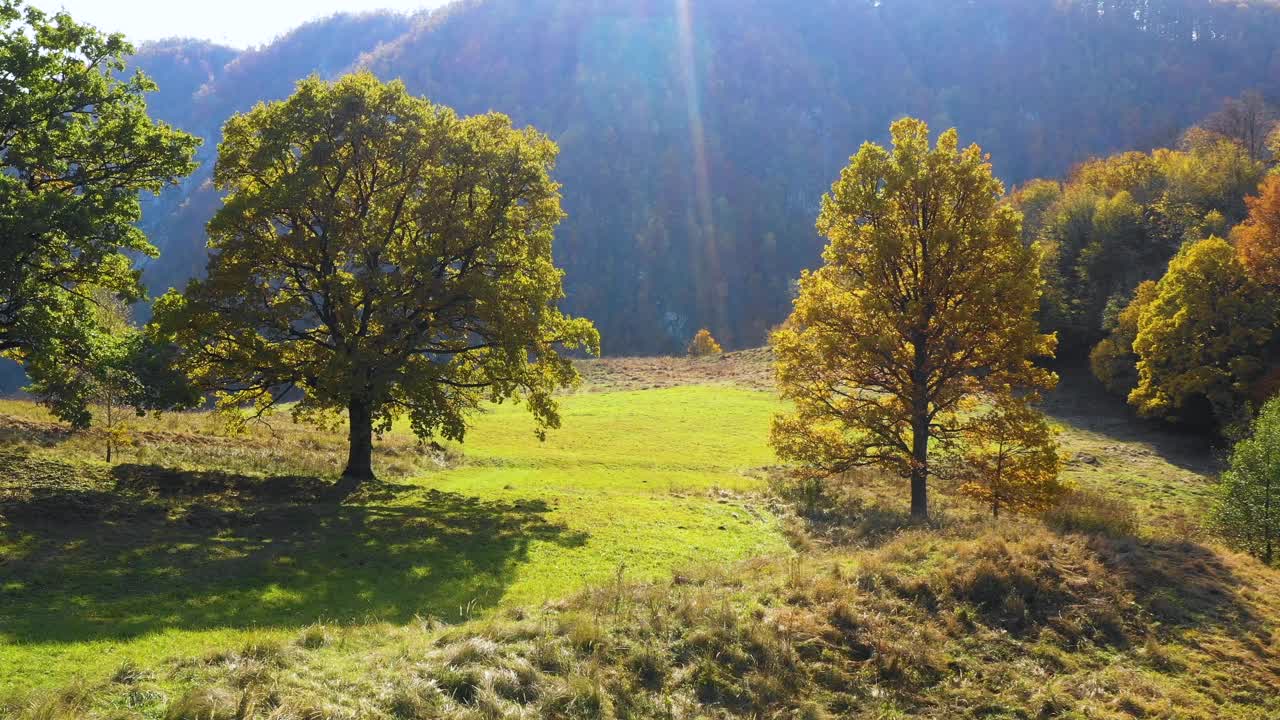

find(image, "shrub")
[686,329,723,357]
[431,665,484,705]
[110,661,152,685]
[539,675,614,720]
[442,637,500,666]
[296,624,332,650]
[1043,489,1139,537]
[690,657,751,709]
[1211,395,1280,564]
[9,683,94,720]
[529,635,575,673]
[557,613,607,654]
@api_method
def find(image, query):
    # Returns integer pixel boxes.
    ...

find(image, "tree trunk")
[340,396,376,491]
[910,410,929,520]
[105,396,113,464]
[909,333,930,520]
[992,453,1004,520]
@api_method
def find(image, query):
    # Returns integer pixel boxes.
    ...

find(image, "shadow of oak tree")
[0,452,587,644]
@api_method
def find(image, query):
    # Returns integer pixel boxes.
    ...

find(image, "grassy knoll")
[2,359,1278,719]
[0,386,787,695]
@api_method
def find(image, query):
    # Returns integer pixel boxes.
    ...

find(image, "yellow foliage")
[1009,178,1061,242]
[1130,237,1274,427]
[1089,280,1158,397]
[957,398,1067,519]
[770,117,1056,519]
[687,329,723,357]
[1071,151,1162,201]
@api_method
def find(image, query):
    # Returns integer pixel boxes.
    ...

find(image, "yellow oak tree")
[957,398,1066,519]
[771,118,1057,519]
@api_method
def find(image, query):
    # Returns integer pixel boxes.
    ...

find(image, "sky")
[28,0,447,49]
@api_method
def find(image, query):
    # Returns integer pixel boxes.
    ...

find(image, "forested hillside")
[128,13,416,292]
[92,0,1280,356]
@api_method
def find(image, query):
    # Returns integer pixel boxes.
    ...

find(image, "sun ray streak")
[675,0,724,340]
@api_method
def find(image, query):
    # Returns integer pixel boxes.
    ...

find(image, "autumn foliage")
[771,118,1058,519]
[957,399,1067,519]
[1235,175,1280,288]
[687,329,724,357]
[1089,280,1158,397]
[1129,237,1273,428]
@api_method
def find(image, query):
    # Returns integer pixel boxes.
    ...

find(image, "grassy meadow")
[1,354,1278,719]
[0,378,786,695]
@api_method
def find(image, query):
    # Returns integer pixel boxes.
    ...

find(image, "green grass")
[1043,370,1222,533]
[0,386,788,695]
[3,363,1271,719]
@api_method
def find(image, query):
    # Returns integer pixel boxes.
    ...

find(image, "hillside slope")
[113,0,1280,357]
[128,12,417,296]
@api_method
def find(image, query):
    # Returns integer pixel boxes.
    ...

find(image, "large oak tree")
[770,118,1056,519]
[156,73,599,487]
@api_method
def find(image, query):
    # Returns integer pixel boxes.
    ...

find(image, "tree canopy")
[0,0,199,412]
[1213,395,1280,565]
[770,118,1056,519]
[1090,280,1159,398]
[155,73,599,485]
[1235,175,1280,288]
[1129,237,1274,429]
[1018,137,1266,352]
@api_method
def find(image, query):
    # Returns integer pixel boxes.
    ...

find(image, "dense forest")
[7,0,1280,394]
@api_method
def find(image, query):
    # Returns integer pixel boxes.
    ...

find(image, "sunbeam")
[675,0,725,339]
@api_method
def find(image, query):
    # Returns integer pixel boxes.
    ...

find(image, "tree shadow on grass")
[1070,532,1273,654]
[1042,370,1220,477]
[0,457,587,645]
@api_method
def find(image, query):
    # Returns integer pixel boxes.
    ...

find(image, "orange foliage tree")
[1235,175,1280,288]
